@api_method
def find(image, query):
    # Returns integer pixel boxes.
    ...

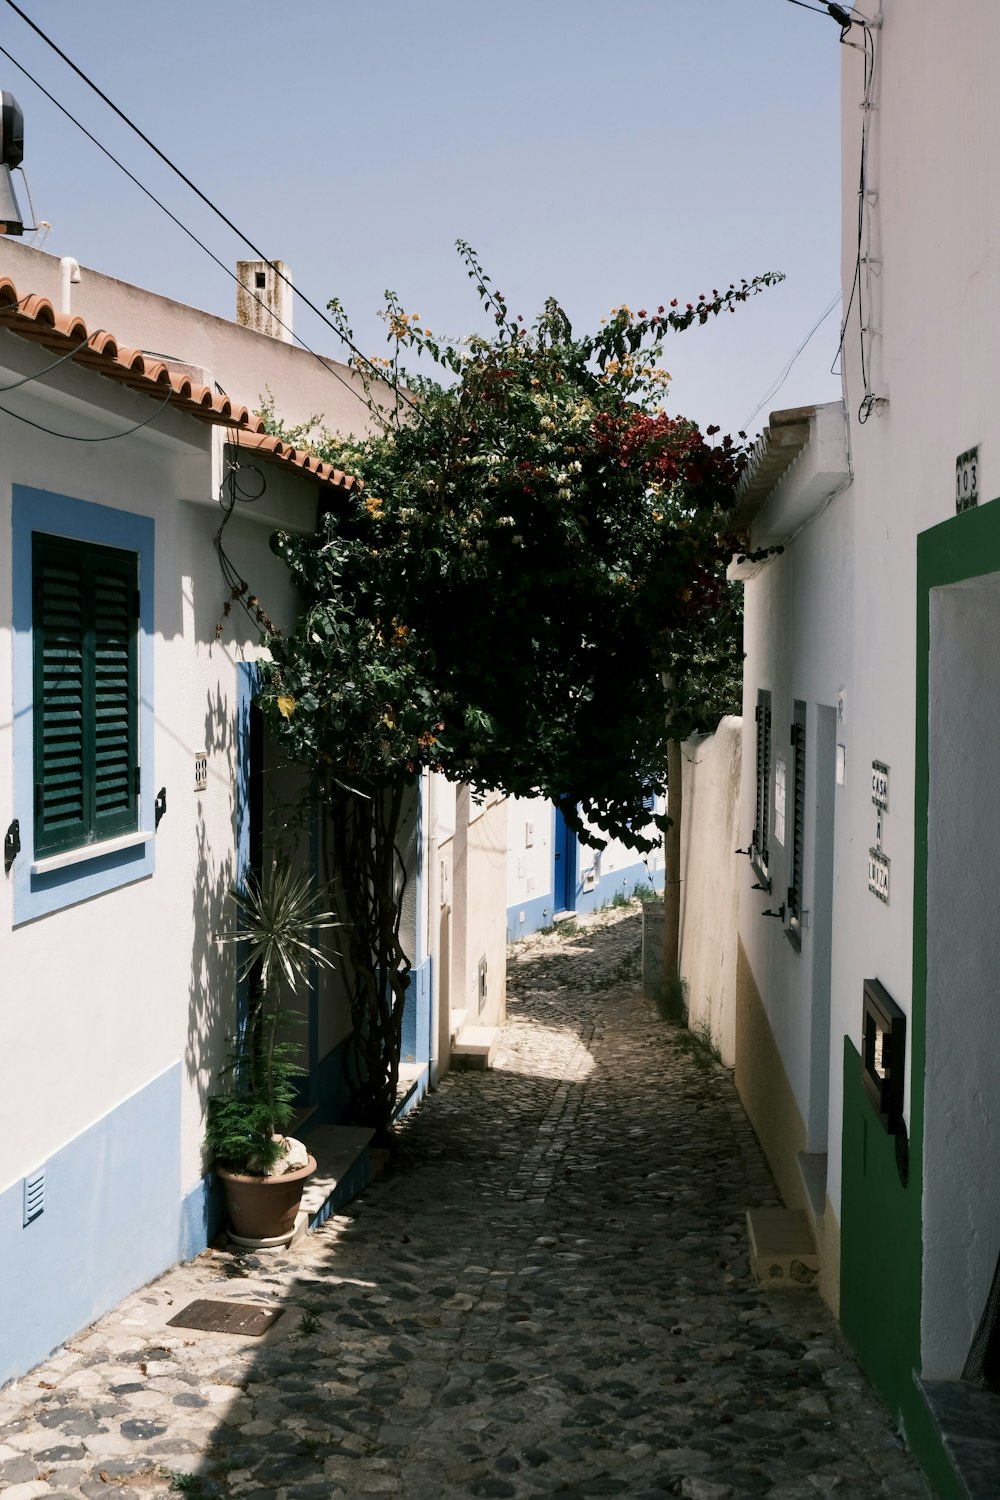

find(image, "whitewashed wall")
[678,718,742,1066]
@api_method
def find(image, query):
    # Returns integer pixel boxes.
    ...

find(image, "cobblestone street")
[0,902,931,1499]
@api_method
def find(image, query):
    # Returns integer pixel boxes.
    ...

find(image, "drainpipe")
[59,256,80,316]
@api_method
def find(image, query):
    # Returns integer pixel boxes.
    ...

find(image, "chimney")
[236,259,293,343]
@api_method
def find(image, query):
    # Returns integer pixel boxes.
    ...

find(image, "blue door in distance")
[553,804,577,913]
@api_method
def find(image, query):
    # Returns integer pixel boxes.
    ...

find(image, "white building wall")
[678,718,742,1066]
[0,238,381,438]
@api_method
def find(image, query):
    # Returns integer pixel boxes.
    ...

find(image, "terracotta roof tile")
[0,276,358,494]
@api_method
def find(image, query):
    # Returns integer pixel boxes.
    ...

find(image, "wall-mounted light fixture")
[155,788,167,829]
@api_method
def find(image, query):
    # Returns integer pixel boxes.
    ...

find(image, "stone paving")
[0,900,932,1499]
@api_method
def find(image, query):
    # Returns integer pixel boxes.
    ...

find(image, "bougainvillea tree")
[253,243,780,1131]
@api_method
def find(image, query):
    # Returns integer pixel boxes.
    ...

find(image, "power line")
[742,290,842,431]
[0,41,383,423]
[0,326,106,391]
[0,380,176,441]
[2,0,420,417]
[782,0,834,15]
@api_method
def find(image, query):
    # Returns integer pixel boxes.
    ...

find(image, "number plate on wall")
[956,446,980,513]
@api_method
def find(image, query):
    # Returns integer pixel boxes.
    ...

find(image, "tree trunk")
[327,774,411,1137]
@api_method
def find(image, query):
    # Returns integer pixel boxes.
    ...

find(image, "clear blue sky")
[2,0,843,437]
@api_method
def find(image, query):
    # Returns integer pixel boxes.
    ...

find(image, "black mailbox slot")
[862,977,906,1133]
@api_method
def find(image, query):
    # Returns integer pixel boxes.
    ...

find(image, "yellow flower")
[277,694,296,720]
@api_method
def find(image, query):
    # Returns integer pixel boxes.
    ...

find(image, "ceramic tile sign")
[869,845,890,904]
[871,760,889,812]
[956,445,980,513]
[194,751,208,792]
[869,759,890,903]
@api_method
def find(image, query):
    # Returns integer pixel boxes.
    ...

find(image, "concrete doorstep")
[747,1206,820,1289]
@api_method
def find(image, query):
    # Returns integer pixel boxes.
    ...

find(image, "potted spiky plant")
[208,860,337,1246]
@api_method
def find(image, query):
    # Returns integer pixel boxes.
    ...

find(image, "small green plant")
[632,879,658,903]
[655,970,688,1024]
[297,1310,321,1337]
[166,1473,205,1496]
[206,861,337,1175]
[610,889,631,909]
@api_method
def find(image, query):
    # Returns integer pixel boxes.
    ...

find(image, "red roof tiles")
[0,276,357,494]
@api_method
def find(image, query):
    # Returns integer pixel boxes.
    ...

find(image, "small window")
[255,271,266,289]
[787,701,807,944]
[752,689,772,886]
[32,534,139,858]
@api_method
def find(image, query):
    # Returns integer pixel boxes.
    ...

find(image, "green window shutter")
[753,689,772,875]
[787,702,807,920]
[32,535,139,858]
[91,556,138,842]
[33,542,88,855]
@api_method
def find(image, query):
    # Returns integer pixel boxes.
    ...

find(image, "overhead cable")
[0,41,381,421]
[1,0,420,417]
[742,291,841,431]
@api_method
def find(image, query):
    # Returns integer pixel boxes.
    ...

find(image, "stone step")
[918,1378,1000,1500]
[746,1207,820,1289]
[452,1024,499,1070]
[298,1124,375,1233]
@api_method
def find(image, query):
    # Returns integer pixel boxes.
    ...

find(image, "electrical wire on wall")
[214,425,279,641]
[825,9,883,423]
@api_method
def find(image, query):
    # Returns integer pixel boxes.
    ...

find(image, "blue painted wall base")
[0,1064,183,1389]
[507,860,663,940]
[401,958,433,1064]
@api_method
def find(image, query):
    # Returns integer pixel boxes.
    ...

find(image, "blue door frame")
[553,804,577,913]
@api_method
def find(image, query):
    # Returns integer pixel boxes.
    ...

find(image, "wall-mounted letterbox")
[862,977,906,1133]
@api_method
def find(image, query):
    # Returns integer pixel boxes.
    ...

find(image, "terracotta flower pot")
[216,1155,317,1245]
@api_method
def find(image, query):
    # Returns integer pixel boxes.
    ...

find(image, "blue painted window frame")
[12,486,155,922]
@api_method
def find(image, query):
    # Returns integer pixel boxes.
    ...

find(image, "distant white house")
[505,793,663,940]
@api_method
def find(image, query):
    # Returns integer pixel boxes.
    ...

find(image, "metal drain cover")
[166,1299,283,1336]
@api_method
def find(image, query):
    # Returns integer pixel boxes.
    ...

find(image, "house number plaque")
[194,751,208,792]
[956,446,980,514]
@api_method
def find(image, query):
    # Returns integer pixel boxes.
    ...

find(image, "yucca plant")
[207,861,337,1175]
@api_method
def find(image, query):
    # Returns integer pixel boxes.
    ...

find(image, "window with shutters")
[752,688,772,887]
[786,700,807,947]
[32,534,139,858]
[12,487,154,923]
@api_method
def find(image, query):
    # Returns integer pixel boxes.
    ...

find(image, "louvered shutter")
[91,555,138,841]
[33,535,138,857]
[788,703,806,920]
[753,689,772,872]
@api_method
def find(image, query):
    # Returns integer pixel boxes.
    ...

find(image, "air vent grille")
[23,1166,45,1226]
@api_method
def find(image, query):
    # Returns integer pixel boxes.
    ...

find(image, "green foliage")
[260,243,781,853]
[206,864,336,1174]
[250,243,780,1132]
[655,970,689,1025]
